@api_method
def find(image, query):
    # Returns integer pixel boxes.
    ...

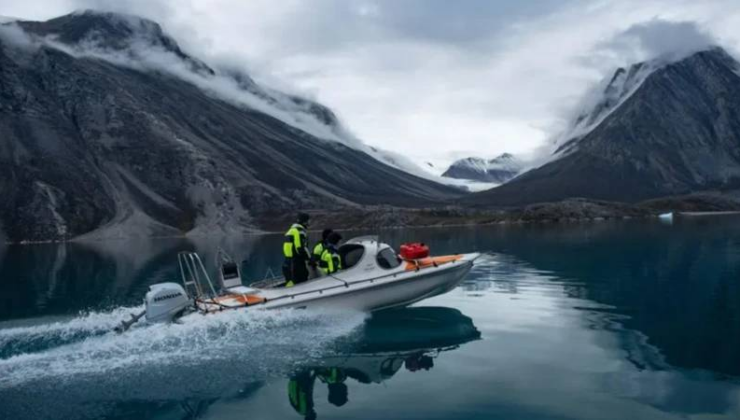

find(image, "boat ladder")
[177,251,218,300]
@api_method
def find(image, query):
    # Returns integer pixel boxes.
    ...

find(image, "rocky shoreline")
[256,198,657,233]
[5,194,740,245]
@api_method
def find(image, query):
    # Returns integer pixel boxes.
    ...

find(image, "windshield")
[339,244,365,269]
[376,247,402,269]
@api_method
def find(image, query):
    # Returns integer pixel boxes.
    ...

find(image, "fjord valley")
[3,12,740,244]
[2,5,740,420]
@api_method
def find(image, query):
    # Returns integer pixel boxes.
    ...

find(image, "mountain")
[0,11,460,242]
[469,48,740,207]
[442,153,523,183]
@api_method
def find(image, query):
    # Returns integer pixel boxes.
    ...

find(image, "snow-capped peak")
[552,60,657,157]
[548,48,734,161]
[442,153,524,184]
[452,153,523,172]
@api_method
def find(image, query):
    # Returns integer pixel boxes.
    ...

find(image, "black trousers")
[283,258,309,284]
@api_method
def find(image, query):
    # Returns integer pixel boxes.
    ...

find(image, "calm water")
[1,218,740,420]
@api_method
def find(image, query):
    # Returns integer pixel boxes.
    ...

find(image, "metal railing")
[177,252,218,300]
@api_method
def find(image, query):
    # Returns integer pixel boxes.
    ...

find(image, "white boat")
[118,236,480,331]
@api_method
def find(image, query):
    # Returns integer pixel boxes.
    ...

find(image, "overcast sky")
[3,0,740,167]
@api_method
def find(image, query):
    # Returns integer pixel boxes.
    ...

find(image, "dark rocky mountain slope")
[0,11,459,242]
[469,48,740,206]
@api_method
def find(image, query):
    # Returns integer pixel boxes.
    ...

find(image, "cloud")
[595,19,717,66]
[0,22,37,50]
[44,31,357,148]
[0,11,474,190]
[2,0,740,170]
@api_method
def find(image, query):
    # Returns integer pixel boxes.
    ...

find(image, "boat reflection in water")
[284,306,481,420]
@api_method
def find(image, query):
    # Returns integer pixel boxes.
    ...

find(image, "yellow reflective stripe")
[288,225,305,252]
[318,368,343,384]
[318,252,327,274]
[328,254,334,273]
[287,379,307,415]
[288,380,298,405]
[284,226,296,258]
[321,249,337,274]
[284,225,306,257]
[313,243,324,257]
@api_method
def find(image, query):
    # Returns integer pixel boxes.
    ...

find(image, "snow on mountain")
[364,147,496,192]
[470,47,740,206]
[442,153,524,184]
[549,61,657,159]
[542,45,731,166]
[16,10,451,184]
[0,11,461,242]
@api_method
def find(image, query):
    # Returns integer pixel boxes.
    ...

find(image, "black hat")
[327,383,348,407]
[327,232,342,245]
[297,212,310,225]
[321,228,334,241]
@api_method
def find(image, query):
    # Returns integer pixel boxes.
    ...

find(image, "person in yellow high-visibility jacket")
[309,228,333,278]
[287,367,347,419]
[319,232,342,276]
[317,367,348,407]
[283,213,310,287]
[287,369,317,420]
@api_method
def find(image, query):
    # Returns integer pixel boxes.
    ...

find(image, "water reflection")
[173,307,480,420]
[285,307,480,420]
[451,255,740,419]
[0,305,478,420]
[475,222,740,378]
[3,220,740,419]
[3,221,740,380]
[0,236,272,320]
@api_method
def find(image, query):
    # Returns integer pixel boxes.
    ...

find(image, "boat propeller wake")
[0,307,366,390]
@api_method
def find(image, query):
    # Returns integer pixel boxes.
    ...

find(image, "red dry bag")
[399,242,430,260]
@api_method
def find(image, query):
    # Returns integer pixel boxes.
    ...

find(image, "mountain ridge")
[469,47,740,206]
[442,153,523,183]
[0,11,460,242]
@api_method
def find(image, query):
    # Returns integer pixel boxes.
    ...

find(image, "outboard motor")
[145,282,190,323]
